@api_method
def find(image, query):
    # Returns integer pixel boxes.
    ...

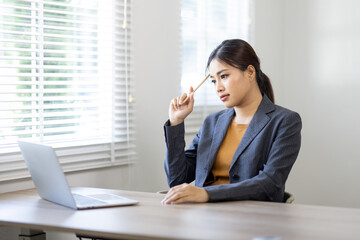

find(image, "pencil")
[179,73,210,105]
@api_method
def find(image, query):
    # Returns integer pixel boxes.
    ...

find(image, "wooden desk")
[1,188,360,240]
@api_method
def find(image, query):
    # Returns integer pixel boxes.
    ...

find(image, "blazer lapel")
[205,108,234,175]
[230,96,275,170]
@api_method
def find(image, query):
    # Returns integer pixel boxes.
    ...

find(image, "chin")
[223,101,234,108]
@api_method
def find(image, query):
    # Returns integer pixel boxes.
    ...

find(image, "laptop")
[18,141,139,210]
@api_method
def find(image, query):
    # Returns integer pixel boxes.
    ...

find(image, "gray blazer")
[164,95,302,202]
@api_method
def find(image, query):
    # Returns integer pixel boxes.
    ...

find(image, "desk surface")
[1,188,360,240]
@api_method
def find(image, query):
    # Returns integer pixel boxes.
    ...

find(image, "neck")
[233,92,263,124]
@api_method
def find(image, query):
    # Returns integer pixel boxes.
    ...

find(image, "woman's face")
[208,59,254,108]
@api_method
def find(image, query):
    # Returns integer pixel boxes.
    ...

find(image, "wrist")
[169,118,184,126]
[202,188,210,202]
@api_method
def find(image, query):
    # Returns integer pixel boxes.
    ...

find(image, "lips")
[220,94,229,101]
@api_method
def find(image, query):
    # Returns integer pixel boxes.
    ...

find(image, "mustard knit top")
[206,119,248,186]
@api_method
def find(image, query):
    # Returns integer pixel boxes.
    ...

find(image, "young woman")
[162,39,302,204]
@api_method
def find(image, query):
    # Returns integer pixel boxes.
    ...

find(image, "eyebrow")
[210,69,229,78]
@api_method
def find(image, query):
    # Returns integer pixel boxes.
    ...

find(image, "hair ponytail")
[257,70,274,103]
[207,39,275,103]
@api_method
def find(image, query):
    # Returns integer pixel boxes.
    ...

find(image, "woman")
[162,39,301,204]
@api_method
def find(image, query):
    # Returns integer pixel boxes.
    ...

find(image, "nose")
[216,80,224,93]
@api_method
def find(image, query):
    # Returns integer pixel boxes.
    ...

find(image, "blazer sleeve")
[163,120,198,187]
[204,111,302,202]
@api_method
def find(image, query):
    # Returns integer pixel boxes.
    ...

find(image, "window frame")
[0,0,135,182]
[180,0,254,142]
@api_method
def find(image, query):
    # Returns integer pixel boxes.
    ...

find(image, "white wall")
[253,0,284,102]
[281,0,360,208]
[255,0,360,208]
[132,0,181,192]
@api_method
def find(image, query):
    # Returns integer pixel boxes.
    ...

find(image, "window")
[0,0,135,181]
[181,0,253,139]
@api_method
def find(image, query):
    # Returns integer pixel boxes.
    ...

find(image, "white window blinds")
[181,0,252,139]
[0,0,135,181]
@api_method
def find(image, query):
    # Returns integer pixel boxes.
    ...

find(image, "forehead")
[209,59,236,73]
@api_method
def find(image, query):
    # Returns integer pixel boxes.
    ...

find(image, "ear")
[246,65,256,81]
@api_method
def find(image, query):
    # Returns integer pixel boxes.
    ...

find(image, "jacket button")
[232,175,240,180]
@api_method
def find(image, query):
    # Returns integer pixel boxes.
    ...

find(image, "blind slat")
[0,0,135,181]
[43,0,99,11]
[181,0,251,145]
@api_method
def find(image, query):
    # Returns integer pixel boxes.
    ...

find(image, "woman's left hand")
[161,183,210,204]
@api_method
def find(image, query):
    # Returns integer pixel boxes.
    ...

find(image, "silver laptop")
[18,141,138,210]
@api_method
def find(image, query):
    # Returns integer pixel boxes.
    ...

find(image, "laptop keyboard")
[72,193,106,206]
[88,193,125,201]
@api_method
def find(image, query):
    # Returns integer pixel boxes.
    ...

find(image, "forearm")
[164,120,196,187]
[204,174,282,202]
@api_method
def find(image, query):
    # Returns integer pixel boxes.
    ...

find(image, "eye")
[209,78,216,84]
[220,74,229,79]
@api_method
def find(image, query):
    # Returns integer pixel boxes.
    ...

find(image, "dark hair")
[206,39,274,103]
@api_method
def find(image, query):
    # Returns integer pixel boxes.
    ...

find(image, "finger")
[166,183,188,195]
[161,188,176,203]
[171,98,178,111]
[163,187,183,200]
[189,86,195,102]
[170,195,192,204]
[177,96,182,108]
[170,102,177,112]
[189,86,194,94]
[162,191,190,205]
[162,185,187,204]
[179,93,188,105]
[167,189,192,204]
[173,183,188,190]
[161,191,179,204]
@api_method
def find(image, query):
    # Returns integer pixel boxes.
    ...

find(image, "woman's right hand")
[169,87,194,126]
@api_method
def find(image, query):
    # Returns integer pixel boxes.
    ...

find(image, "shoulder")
[272,104,301,120]
[260,95,301,124]
[265,104,302,135]
[272,104,302,127]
